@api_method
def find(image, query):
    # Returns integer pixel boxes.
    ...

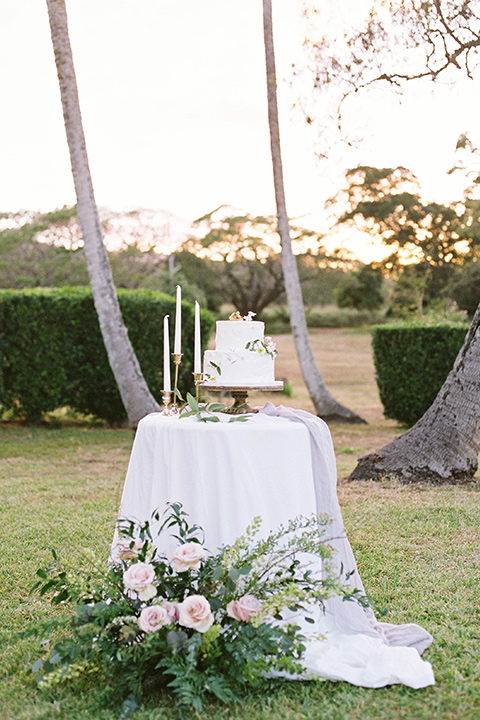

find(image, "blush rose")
[178,595,214,633]
[114,537,144,561]
[138,604,170,633]
[123,561,157,601]
[171,542,205,572]
[226,594,262,622]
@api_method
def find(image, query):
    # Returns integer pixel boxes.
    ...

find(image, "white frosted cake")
[203,314,281,387]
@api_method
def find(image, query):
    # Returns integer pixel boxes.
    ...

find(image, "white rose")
[178,595,214,633]
[171,542,205,572]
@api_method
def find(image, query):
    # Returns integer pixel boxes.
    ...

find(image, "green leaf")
[179,409,198,419]
[238,564,252,575]
[186,392,200,413]
[32,659,43,674]
[174,387,184,402]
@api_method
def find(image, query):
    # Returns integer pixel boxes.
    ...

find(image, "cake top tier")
[215,320,265,352]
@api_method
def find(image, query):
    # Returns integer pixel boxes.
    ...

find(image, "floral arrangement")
[28,503,368,714]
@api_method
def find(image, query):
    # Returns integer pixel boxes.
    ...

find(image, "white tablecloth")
[116,407,435,690]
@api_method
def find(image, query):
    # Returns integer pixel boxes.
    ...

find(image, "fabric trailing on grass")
[259,403,435,689]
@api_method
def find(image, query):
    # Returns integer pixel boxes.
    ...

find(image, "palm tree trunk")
[262,0,364,423]
[46,0,160,427]
[351,303,480,482]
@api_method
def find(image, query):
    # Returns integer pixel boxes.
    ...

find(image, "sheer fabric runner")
[259,403,434,688]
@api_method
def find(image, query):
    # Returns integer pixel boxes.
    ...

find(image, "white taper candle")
[174,285,182,354]
[194,301,201,373]
[163,315,171,392]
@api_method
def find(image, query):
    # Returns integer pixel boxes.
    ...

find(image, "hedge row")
[371,322,468,426]
[0,287,214,424]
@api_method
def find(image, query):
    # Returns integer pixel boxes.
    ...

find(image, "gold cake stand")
[199,382,284,414]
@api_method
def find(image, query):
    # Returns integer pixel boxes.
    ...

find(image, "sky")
[2,0,480,259]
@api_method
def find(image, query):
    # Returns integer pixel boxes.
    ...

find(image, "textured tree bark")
[351,304,480,483]
[262,0,364,423]
[46,0,160,427]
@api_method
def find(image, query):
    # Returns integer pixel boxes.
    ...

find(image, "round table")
[117,411,316,556]
[114,407,435,690]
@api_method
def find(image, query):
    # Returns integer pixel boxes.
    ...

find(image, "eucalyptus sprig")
[180,392,249,423]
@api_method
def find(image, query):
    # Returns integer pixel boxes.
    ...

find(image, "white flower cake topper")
[228,311,256,321]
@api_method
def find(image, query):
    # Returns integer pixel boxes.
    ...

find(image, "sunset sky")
[2,0,480,259]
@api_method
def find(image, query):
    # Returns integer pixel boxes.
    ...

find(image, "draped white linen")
[114,408,435,689]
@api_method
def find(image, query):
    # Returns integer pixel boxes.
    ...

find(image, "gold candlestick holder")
[161,390,174,415]
[193,372,204,403]
[171,353,183,413]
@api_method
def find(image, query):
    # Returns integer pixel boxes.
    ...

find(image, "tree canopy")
[183,208,327,316]
[329,164,480,309]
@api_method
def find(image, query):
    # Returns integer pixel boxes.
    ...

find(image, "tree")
[330,165,478,309]
[299,1,480,148]
[298,1,480,480]
[335,263,385,310]
[185,208,336,316]
[45,0,160,427]
[184,209,286,315]
[351,299,480,482]
[449,260,480,316]
[262,0,365,423]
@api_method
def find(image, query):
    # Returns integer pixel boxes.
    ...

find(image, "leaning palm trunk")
[262,0,364,423]
[351,303,480,483]
[46,0,160,427]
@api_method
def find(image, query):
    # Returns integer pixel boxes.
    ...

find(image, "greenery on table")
[1,424,479,719]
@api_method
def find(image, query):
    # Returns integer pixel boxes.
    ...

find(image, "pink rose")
[123,562,157,601]
[226,594,262,622]
[164,600,180,622]
[138,604,170,633]
[178,595,214,633]
[114,537,144,561]
[171,542,205,572]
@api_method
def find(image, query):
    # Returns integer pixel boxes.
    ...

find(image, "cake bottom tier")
[203,350,275,386]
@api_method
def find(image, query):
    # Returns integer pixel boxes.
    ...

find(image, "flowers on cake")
[229,310,256,322]
[245,336,278,358]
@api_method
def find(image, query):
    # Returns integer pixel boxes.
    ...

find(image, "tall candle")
[163,315,171,392]
[194,301,201,373]
[174,285,182,354]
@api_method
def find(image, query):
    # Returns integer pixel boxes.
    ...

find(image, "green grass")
[1,426,480,719]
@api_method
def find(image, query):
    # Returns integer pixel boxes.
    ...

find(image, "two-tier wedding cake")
[203,312,282,387]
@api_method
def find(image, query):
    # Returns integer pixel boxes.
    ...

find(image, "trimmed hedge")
[0,287,214,424]
[371,322,468,426]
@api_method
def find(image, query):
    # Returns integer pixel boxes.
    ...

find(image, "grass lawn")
[1,328,479,719]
